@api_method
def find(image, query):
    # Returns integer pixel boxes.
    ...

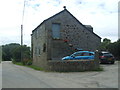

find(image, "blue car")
[62,51,94,60]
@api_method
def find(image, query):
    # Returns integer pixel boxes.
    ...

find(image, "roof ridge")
[32,8,101,39]
[32,9,66,32]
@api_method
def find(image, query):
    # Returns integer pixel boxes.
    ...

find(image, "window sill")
[52,38,61,40]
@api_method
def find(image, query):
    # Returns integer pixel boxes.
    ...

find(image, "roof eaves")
[32,20,46,33]
[32,9,101,39]
[32,9,66,33]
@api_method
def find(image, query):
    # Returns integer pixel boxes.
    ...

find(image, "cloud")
[0,0,119,46]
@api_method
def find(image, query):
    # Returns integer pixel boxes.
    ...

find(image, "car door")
[79,52,90,59]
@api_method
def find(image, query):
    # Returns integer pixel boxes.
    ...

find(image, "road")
[2,61,118,88]
[0,62,2,89]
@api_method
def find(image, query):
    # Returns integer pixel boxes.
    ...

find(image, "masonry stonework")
[45,9,101,60]
[31,8,101,70]
[32,24,48,68]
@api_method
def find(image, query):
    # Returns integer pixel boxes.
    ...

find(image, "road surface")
[0,62,2,89]
[2,61,118,88]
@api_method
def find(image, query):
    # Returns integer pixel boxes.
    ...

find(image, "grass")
[14,62,24,66]
[13,61,104,72]
[92,66,104,72]
[13,61,44,71]
[27,65,44,71]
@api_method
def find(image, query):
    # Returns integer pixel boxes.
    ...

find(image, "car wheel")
[100,61,104,64]
[111,61,115,64]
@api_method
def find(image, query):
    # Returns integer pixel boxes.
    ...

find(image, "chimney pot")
[63,6,66,9]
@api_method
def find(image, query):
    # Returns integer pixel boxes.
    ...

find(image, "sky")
[0,0,119,46]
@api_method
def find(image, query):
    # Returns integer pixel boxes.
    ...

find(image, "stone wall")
[47,60,99,72]
[32,24,48,68]
[46,51,100,72]
[45,9,101,60]
[51,39,75,60]
[32,9,101,69]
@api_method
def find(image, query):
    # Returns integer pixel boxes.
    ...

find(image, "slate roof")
[32,8,101,39]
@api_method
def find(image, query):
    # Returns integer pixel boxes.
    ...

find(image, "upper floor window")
[52,23,60,39]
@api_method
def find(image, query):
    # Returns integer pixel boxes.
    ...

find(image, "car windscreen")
[103,53,113,56]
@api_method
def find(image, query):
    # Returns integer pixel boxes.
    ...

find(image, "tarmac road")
[0,62,2,89]
[2,61,118,88]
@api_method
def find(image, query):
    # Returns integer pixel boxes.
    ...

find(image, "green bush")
[22,59,32,65]
[12,59,16,64]
[26,60,32,65]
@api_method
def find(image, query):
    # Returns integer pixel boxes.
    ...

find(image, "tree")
[99,38,111,51]
[107,39,120,59]
[99,38,120,60]
[13,45,31,62]
[2,43,20,61]
[2,43,31,62]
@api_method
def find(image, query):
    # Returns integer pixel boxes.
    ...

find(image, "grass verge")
[13,61,104,72]
[13,61,44,71]
[92,66,104,72]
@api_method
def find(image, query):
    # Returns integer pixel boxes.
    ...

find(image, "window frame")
[52,23,61,39]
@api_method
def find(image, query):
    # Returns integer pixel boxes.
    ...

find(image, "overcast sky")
[0,0,119,46]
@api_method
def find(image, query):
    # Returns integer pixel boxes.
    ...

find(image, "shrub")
[26,60,32,65]
[22,59,32,65]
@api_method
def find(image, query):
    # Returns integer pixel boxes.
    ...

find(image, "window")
[83,53,90,56]
[74,53,83,56]
[83,53,94,56]
[38,48,41,56]
[43,43,46,52]
[74,52,94,56]
[52,23,60,39]
[35,47,37,55]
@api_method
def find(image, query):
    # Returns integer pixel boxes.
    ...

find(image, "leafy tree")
[12,46,21,62]
[99,38,111,51]
[107,39,120,59]
[99,38,120,60]
[2,43,20,61]
[2,43,31,62]
[13,45,31,62]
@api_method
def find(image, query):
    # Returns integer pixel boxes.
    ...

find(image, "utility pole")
[21,24,23,62]
[21,25,23,46]
[21,0,26,63]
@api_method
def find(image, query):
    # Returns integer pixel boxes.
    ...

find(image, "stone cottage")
[31,7,101,68]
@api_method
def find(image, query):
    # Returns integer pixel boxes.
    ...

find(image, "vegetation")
[99,38,120,60]
[99,38,111,50]
[2,43,20,61]
[2,43,32,64]
[13,61,44,71]
[1,38,119,72]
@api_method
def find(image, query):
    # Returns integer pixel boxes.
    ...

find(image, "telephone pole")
[21,0,26,62]
[21,24,23,62]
